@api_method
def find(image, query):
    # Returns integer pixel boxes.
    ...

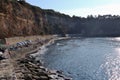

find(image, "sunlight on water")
[115,48,120,56]
[115,37,120,41]
[95,48,120,80]
[42,38,120,80]
[108,37,120,42]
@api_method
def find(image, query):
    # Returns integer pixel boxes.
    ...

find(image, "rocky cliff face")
[0,0,83,38]
[0,0,81,38]
[0,0,46,38]
[1,0,120,38]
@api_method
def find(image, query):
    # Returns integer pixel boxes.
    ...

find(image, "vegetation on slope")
[1,0,120,38]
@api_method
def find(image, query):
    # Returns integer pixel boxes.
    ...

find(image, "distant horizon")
[26,0,120,17]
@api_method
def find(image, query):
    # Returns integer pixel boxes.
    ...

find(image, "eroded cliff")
[1,0,120,38]
[0,0,49,38]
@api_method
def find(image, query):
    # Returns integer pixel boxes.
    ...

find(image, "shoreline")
[27,36,72,79]
[0,36,72,80]
[30,37,70,57]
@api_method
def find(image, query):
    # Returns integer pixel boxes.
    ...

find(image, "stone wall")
[5,35,53,45]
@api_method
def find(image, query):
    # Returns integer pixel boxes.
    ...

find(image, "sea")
[38,37,120,80]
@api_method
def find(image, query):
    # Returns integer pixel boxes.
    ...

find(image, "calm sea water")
[41,37,120,80]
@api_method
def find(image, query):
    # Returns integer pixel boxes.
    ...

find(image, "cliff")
[1,0,120,38]
[0,0,45,38]
[0,0,78,38]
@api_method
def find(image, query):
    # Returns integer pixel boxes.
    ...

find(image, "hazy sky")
[26,0,120,17]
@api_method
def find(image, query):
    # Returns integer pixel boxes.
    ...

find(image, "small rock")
[37,71,48,76]
[40,76,49,80]
[28,62,38,68]
[49,70,57,74]
[57,70,63,74]
[48,74,58,79]
[32,75,40,79]
[39,66,46,71]
[24,74,32,80]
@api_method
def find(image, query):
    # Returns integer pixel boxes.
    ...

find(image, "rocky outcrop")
[17,56,72,80]
[1,0,120,38]
[0,0,45,38]
[0,36,72,80]
[0,0,83,38]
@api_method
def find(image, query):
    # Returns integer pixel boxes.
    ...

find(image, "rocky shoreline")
[17,37,72,80]
[17,54,72,80]
[0,36,72,80]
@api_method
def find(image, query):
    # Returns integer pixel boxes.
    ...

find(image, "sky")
[26,0,120,17]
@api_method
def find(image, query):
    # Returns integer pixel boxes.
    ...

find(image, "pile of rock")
[8,40,32,51]
[17,56,72,80]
